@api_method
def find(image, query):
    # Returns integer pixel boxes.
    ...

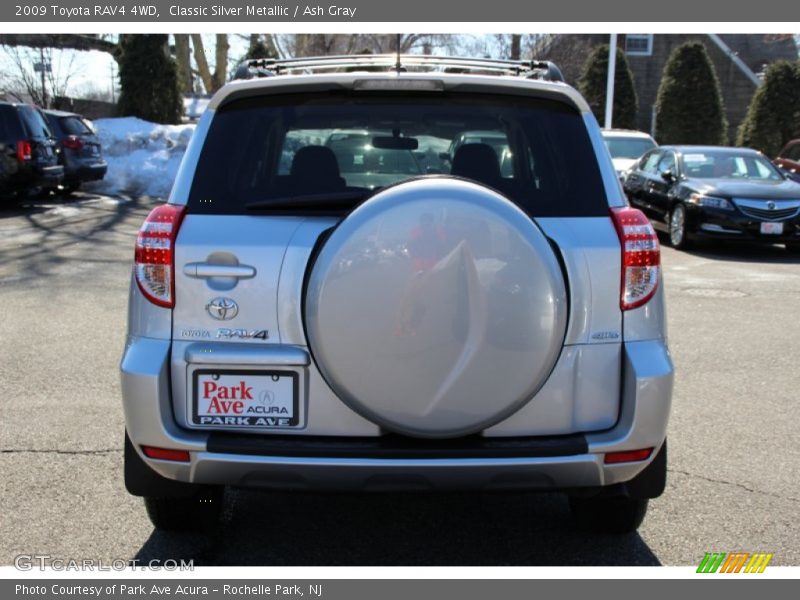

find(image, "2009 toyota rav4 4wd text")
[121,55,673,535]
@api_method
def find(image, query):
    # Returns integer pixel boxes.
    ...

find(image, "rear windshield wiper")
[245,191,371,211]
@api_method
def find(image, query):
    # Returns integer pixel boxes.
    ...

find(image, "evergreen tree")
[655,41,728,144]
[737,60,800,157]
[245,38,278,61]
[578,44,638,130]
[117,34,182,125]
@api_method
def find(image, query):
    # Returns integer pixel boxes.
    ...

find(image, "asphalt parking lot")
[0,193,798,566]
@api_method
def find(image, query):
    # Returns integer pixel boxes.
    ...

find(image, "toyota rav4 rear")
[121,56,673,535]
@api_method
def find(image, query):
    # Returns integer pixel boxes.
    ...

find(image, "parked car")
[42,109,107,194]
[623,145,800,251]
[446,130,514,177]
[773,139,800,183]
[601,129,658,179]
[121,55,673,535]
[323,129,423,189]
[0,100,62,199]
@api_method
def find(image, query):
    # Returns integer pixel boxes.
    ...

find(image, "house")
[537,34,798,142]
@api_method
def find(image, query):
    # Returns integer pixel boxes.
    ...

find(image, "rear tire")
[144,488,224,532]
[125,432,224,532]
[669,203,692,250]
[568,495,649,534]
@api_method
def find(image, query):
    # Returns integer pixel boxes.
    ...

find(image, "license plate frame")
[760,221,784,235]
[191,369,300,430]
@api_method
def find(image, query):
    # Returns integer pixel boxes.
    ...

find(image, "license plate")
[192,370,299,429]
[760,222,784,235]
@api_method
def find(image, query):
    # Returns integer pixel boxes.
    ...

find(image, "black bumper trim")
[206,432,589,459]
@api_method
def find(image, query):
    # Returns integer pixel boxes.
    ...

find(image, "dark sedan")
[622,145,800,252]
[42,109,107,194]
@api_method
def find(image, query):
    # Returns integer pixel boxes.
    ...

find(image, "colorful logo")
[697,552,773,573]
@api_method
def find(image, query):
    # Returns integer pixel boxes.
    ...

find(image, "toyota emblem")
[206,297,239,320]
[767,201,776,210]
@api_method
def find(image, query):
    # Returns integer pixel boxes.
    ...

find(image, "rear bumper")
[1,164,63,192]
[120,337,673,492]
[64,161,107,183]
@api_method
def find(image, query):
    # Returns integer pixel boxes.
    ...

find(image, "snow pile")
[85,117,195,199]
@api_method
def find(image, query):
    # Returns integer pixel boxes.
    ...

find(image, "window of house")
[625,34,653,56]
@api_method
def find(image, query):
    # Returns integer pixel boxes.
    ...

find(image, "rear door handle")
[183,263,256,279]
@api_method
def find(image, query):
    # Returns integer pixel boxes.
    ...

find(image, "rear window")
[59,116,93,135]
[0,105,23,139]
[603,136,656,160]
[188,92,608,217]
[18,106,53,140]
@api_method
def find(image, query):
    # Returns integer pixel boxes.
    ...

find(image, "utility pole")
[110,61,116,103]
[39,47,47,107]
[604,34,617,129]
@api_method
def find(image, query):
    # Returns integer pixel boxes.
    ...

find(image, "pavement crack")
[0,448,122,456]
[668,467,800,503]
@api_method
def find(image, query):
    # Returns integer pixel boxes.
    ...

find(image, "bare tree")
[1,45,81,107]
[0,34,117,55]
[174,34,192,94]
[510,35,522,60]
[213,34,229,90]
[271,33,464,59]
[190,34,215,93]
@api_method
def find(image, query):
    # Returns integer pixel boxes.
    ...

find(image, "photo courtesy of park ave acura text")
[0,28,799,569]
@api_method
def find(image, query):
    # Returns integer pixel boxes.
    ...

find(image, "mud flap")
[124,432,201,498]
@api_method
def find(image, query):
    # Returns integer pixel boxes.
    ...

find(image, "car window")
[452,132,514,177]
[681,151,783,181]
[279,132,423,178]
[785,143,800,161]
[0,105,24,139]
[188,92,609,217]
[59,116,93,136]
[641,150,662,174]
[603,136,657,160]
[18,106,53,139]
[0,106,9,138]
[657,152,676,174]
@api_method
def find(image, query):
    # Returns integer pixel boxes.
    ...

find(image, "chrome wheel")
[669,204,687,248]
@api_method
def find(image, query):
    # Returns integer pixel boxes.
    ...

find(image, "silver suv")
[121,55,673,535]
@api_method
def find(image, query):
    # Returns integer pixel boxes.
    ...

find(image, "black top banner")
[2,0,797,22]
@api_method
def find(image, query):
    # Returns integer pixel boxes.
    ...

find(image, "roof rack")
[233,54,564,82]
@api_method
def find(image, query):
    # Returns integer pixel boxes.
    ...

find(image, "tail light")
[610,207,660,310]
[16,140,32,161]
[142,446,191,462]
[604,447,654,464]
[134,204,186,308]
[61,135,84,150]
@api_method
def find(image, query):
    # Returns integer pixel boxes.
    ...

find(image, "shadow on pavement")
[0,192,154,284]
[134,490,661,566]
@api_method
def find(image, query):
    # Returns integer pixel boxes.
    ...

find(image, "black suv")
[0,101,63,200]
[43,109,107,194]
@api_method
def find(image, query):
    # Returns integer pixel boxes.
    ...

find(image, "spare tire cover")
[305,178,567,438]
